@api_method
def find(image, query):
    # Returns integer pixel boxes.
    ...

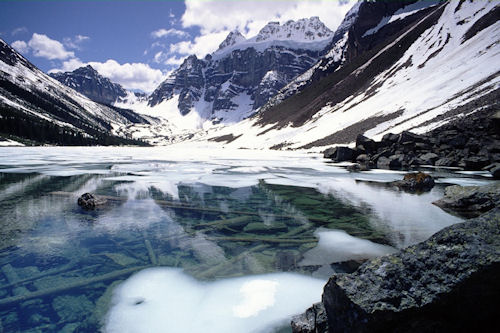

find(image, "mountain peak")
[49,64,127,105]
[218,30,246,51]
[73,64,99,76]
[255,16,333,43]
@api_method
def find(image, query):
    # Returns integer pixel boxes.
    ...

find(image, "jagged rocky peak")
[50,65,127,105]
[148,15,334,119]
[218,30,246,51]
[255,16,333,42]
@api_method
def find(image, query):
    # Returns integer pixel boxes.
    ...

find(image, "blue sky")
[0,0,356,92]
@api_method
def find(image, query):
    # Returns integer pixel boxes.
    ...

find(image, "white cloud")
[164,55,186,66]
[178,0,357,57]
[28,33,74,60]
[63,35,90,49]
[153,51,164,63]
[169,30,229,58]
[151,28,189,39]
[11,27,28,36]
[51,59,166,93]
[11,40,29,54]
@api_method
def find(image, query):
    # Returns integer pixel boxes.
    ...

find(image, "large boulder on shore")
[432,183,500,217]
[323,146,355,162]
[292,208,500,333]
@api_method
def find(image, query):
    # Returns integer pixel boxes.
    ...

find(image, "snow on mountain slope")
[214,17,333,59]
[260,0,444,116]
[50,65,128,105]
[194,0,499,150]
[146,17,333,127]
[0,38,152,144]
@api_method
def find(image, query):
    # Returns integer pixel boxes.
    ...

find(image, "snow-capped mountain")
[50,65,127,105]
[197,0,499,150]
[148,17,334,123]
[0,38,152,145]
[260,0,444,113]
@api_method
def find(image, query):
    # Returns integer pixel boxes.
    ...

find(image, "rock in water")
[392,172,435,192]
[433,183,500,217]
[77,193,107,210]
[317,208,500,333]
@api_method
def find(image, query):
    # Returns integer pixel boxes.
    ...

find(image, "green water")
[0,171,385,332]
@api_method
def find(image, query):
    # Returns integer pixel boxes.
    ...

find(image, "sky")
[0,0,356,93]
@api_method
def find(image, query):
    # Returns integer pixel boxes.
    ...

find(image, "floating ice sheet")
[104,268,325,333]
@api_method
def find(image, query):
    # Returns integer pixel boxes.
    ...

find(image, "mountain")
[49,65,127,105]
[200,0,500,150]
[148,17,334,123]
[0,38,152,146]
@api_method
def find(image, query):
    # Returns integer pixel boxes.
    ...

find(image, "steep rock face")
[207,0,499,150]
[148,17,333,122]
[259,0,442,120]
[292,207,500,332]
[50,65,127,105]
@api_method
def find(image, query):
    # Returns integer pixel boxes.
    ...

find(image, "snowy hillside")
[0,38,152,145]
[195,0,499,150]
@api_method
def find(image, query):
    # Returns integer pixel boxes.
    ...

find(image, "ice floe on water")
[300,229,396,267]
[104,268,325,333]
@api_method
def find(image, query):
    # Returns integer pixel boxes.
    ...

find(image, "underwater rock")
[433,183,500,217]
[77,193,107,210]
[52,295,94,322]
[292,208,500,332]
[391,172,435,192]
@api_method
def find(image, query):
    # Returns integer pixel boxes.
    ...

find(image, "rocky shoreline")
[324,108,500,178]
[291,184,500,333]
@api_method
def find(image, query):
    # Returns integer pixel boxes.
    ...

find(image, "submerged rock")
[433,183,500,217]
[77,193,107,210]
[317,208,500,333]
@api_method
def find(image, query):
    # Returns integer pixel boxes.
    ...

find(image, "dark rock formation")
[323,147,355,162]
[77,193,107,210]
[148,17,332,121]
[323,106,500,171]
[293,208,500,332]
[50,65,127,105]
[433,183,500,217]
[391,172,435,192]
[291,302,328,333]
[485,163,500,179]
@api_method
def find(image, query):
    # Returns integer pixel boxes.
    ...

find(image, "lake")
[0,145,491,332]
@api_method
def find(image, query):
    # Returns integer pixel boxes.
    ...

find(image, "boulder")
[418,152,439,165]
[77,193,107,210]
[323,146,355,162]
[434,157,457,167]
[355,135,377,153]
[432,183,500,217]
[397,131,425,144]
[381,133,399,144]
[490,163,500,179]
[391,172,435,192]
[462,156,491,170]
[377,155,403,169]
[291,302,328,333]
[318,208,500,333]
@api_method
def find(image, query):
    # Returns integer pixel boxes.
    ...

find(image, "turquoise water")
[0,146,487,332]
